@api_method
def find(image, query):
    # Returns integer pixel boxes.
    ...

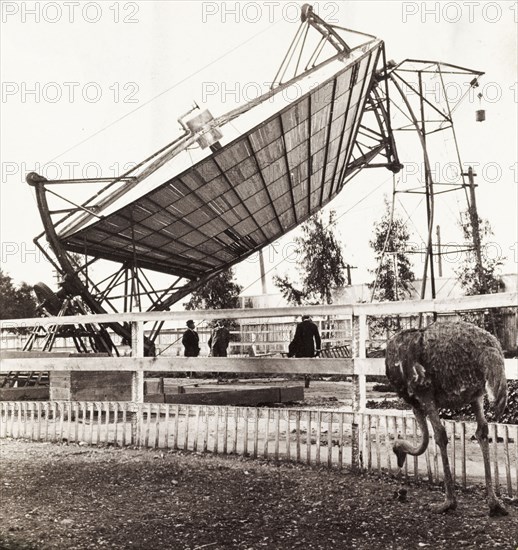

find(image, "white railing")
[1,292,517,409]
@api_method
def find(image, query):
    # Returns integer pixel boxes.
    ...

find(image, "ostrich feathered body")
[386,320,507,412]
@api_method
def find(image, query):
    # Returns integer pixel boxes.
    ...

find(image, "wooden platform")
[145,383,303,406]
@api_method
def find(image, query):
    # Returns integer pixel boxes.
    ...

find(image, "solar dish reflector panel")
[61,44,381,279]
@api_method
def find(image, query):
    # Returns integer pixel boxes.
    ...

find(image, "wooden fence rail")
[1,401,517,498]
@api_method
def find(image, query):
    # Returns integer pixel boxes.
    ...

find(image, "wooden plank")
[7,403,13,438]
[274,409,280,461]
[193,407,201,453]
[35,402,42,441]
[223,407,230,455]
[280,386,304,402]
[296,411,301,462]
[88,403,94,444]
[253,409,259,459]
[43,402,50,442]
[450,421,456,484]
[315,411,321,466]
[0,403,6,438]
[73,402,79,444]
[491,424,500,492]
[374,415,381,473]
[402,417,408,480]
[0,351,71,358]
[1,356,352,376]
[385,415,392,473]
[202,407,209,453]
[366,414,372,471]
[242,408,248,457]
[503,424,512,498]
[144,378,164,394]
[144,404,151,448]
[327,413,333,469]
[391,416,399,474]
[163,405,170,449]
[263,409,270,458]
[172,405,180,450]
[286,411,291,462]
[306,411,312,465]
[163,387,296,406]
[3,356,516,381]
[57,402,64,442]
[2,291,515,328]
[30,402,37,441]
[145,394,165,403]
[232,407,238,455]
[182,406,190,451]
[431,425,439,483]
[121,404,127,447]
[95,403,102,445]
[460,422,466,488]
[0,387,49,401]
[113,402,119,446]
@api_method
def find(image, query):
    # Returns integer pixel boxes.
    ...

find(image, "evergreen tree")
[368,199,415,302]
[455,212,506,338]
[455,212,505,295]
[0,269,38,323]
[273,211,346,305]
[184,268,242,311]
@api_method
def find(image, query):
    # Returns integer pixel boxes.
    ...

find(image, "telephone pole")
[436,225,443,278]
[464,166,487,293]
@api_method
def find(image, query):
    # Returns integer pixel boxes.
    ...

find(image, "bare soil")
[1,439,517,550]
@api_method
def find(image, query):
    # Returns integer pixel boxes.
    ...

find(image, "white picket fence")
[1,400,517,497]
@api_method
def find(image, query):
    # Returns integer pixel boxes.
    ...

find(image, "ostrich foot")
[431,498,457,514]
[489,499,508,517]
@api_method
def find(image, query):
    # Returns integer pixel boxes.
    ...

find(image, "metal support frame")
[387,60,483,305]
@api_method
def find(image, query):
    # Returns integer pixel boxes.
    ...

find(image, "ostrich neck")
[397,408,430,456]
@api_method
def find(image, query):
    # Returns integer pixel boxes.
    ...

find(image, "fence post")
[131,321,144,445]
[351,313,368,470]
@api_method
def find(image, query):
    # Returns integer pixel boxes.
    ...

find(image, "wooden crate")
[50,371,133,401]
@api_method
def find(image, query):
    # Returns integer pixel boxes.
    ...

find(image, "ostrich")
[385,320,508,516]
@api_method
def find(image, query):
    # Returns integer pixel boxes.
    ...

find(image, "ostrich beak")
[394,446,407,468]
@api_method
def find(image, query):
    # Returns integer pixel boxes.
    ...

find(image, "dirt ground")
[1,439,517,550]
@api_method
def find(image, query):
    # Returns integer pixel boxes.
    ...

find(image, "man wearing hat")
[182,320,200,357]
[289,314,321,388]
[289,315,321,358]
[208,320,230,357]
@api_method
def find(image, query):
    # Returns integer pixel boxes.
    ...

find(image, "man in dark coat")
[289,315,321,358]
[182,320,200,357]
[288,315,321,388]
[208,320,230,357]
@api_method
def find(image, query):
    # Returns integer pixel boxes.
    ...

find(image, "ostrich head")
[393,440,407,468]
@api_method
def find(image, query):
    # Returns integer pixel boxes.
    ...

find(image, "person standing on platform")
[288,315,321,388]
[208,320,230,357]
[289,315,321,358]
[182,320,200,357]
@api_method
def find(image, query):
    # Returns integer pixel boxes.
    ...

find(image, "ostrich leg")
[472,396,508,516]
[424,401,457,513]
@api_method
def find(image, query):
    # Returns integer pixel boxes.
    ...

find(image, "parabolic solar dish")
[26,4,406,353]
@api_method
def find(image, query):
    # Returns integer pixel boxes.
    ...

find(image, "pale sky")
[1,0,517,300]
